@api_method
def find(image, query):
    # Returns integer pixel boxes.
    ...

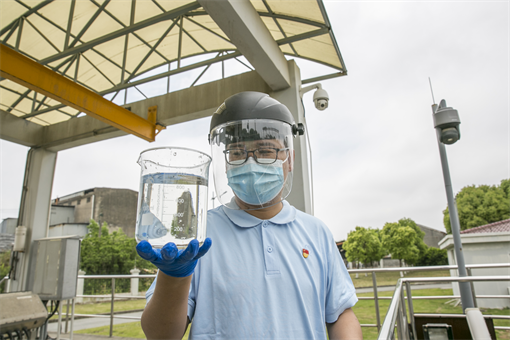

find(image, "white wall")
[0,218,18,234]
[48,223,88,238]
[439,232,510,309]
[50,205,75,225]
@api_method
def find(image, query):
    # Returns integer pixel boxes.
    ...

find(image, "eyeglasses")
[224,147,289,165]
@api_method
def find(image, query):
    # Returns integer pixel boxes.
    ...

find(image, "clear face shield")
[210,119,294,210]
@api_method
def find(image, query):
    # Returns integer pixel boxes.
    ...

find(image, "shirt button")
[267,246,273,253]
[262,221,268,228]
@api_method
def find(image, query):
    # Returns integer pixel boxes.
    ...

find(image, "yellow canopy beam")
[0,45,165,142]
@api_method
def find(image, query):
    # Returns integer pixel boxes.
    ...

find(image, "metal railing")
[72,274,155,337]
[377,275,510,340]
[347,263,510,332]
[54,263,509,338]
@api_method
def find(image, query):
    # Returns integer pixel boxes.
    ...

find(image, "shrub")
[80,220,156,295]
[416,247,448,266]
[0,251,11,293]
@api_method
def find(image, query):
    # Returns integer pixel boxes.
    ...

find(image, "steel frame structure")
[1,0,346,128]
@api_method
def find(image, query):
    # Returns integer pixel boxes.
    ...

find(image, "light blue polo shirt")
[146,200,357,340]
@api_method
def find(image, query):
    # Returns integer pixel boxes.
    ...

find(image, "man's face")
[225,139,294,208]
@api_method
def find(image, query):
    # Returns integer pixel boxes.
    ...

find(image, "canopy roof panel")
[0,0,346,129]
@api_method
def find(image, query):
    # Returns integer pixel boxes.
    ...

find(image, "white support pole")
[9,148,57,292]
[76,270,86,303]
[272,60,312,214]
[130,268,140,296]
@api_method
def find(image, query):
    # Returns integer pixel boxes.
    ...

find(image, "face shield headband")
[210,120,294,210]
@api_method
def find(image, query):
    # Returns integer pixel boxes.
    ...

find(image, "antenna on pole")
[428,77,436,104]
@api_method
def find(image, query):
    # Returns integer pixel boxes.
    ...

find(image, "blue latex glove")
[136,238,212,277]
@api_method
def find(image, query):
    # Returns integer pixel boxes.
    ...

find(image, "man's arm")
[326,308,363,340]
[141,271,191,340]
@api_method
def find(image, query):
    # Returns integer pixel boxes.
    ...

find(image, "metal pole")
[41,317,48,340]
[405,281,417,340]
[432,102,474,311]
[70,298,76,340]
[65,299,70,333]
[372,271,381,332]
[466,268,478,308]
[57,301,63,340]
[110,278,115,337]
[400,287,409,340]
[396,306,404,340]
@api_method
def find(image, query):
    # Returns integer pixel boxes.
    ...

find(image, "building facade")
[0,218,18,252]
[52,188,138,237]
[439,219,510,309]
[2,188,138,242]
[0,218,17,235]
[417,224,447,248]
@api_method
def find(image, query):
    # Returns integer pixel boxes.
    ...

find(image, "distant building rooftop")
[416,223,446,248]
[460,219,510,234]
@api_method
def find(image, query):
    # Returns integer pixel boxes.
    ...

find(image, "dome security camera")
[313,88,329,111]
[433,101,461,145]
[440,127,460,144]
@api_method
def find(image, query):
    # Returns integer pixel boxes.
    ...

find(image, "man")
[137,92,362,340]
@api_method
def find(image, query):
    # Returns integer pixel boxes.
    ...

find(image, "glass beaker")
[135,147,211,248]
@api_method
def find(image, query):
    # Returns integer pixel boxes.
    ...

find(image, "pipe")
[465,308,492,339]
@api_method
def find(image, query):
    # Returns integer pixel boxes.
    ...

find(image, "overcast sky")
[1,1,508,241]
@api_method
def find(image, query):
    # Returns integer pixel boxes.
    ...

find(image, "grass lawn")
[350,269,451,288]
[73,288,509,340]
[75,321,191,339]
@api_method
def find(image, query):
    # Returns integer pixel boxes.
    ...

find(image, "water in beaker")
[135,147,211,248]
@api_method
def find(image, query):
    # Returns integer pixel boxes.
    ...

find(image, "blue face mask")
[227,158,285,205]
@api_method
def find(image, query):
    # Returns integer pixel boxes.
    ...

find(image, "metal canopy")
[0,0,346,138]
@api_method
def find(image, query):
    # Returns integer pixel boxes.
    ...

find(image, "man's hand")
[138,240,210,340]
[136,238,212,277]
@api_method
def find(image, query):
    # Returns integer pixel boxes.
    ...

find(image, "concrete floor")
[47,311,143,333]
[47,310,143,340]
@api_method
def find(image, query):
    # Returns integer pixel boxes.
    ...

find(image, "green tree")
[80,220,156,294]
[398,218,427,258]
[343,227,384,268]
[416,247,448,266]
[443,179,510,233]
[381,223,420,266]
[0,251,11,293]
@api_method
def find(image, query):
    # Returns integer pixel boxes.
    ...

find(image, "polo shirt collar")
[221,200,296,228]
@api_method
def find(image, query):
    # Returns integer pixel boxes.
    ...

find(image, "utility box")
[27,235,81,300]
[0,291,48,335]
